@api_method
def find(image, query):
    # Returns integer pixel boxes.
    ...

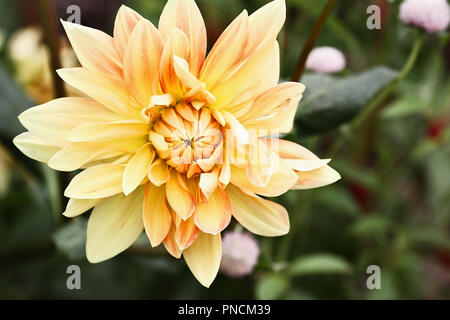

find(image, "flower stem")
[290,0,338,82]
[330,33,424,157]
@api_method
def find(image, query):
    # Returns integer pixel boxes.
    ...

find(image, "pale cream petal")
[122,144,154,195]
[143,183,172,247]
[57,68,140,119]
[183,232,221,288]
[68,120,148,143]
[18,97,121,147]
[227,184,289,236]
[159,0,206,76]
[63,198,104,218]
[124,19,164,107]
[284,159,331,172]
[274,139,320,160]
[86,186,145,263]
[61,20,122,77]
[293,165,341,190]
[64,164,125,199]
[13,132,60,163]
[199,168,219,200]
[166,171,195,220]
[194,188,231,235]
[113,5,143,59]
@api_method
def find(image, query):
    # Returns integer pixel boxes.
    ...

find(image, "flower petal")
[148,158,170,186]
[13,132,60,163]
[293,165,341,190]
[143,183,172,247]
[63,198,104,218]
[61,20,122,77]
[227,184,289,236]
[175,216,199,250]
[183,232,221,288]
[159,0,206,76]
[199,168,219,200]
[124,19,164,107]
[166,171,195,220]
[122,144,154,195]
[163,223,182,258]
[194,188,231,235]
[64,164,125,199]
[113,5,143,58]
[68,120,148,143]
[86,186,145,263]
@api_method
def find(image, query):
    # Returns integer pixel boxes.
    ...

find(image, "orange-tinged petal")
[183,232,221,288]
[159,0,206,76]
[113,5,143,58]
[163,223,182,258]
[175,216,199,250]
[200,10,249,89]
[159,28,190,98]
[124,19,164,107]
[293,165,341,190]
[63,198,104,218]
[86,186,145,263]
[143,183,172,247]
[148,158,171,186]
[64,164,125,199]
[123,144,154,195]
[61,20,122,77]
[227,184,289,236]
[166,171,195,220]
[194,188,231,235]
[57,68,140,119]
[68,120,148,143]
[13,132,60,163]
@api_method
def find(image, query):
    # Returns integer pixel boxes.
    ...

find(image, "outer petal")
[293,165,341,190]
[175,216,199,250]
[122,144,154,195]
[163,223,182,258]
[143,183,172,247]
[18,97,121,147]
[61,20,122,77]
[183,232,222,288]
[200,10,249,89]
[166,171,195,220]
[86,186,145,263]
[68,120,148,143]
[57,68,140,119]
[227,184,289,236]
[159,0,206,76]
[194,188,231,235]
[113,5,143,58]
[124,19,164,107]
[64,164,125,199]
[13,132,60,163]
[63,198,104,218]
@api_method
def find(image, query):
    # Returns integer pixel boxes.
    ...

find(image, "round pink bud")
[399,0,450,33]
[220,231,260,277]
[305,46,346,74]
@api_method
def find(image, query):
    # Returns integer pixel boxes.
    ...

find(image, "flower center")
[150,101,223,177]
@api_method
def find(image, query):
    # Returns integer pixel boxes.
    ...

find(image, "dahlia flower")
[306,46,346,74]
[13,0,340,287]
[220,231,260,277]
[399,0,450,33]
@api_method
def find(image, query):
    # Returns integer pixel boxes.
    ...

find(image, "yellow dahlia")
[13,0,340,287]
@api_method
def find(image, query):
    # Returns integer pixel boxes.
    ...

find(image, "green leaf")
[255,273,289,300]
[287,254,352,277]
[351,216,392,237]
[296,67,398,135]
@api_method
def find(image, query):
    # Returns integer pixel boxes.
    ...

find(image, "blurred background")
[0,0,449,299]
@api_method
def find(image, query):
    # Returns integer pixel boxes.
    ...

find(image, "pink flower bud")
[306,47,346,74]
[220,231,260,277]
[399,0,450,33]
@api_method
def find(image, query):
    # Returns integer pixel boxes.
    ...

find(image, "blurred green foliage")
[0,0,449,299]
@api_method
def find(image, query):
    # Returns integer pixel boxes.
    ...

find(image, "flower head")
[306,46,346,74]
[220,231,260,277]
[399,0,450,33]
[13,0,340,287]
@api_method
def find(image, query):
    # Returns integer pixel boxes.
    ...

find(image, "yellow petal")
[86,186,145,263]
[124,19,163,107]
[64,164,125,199]
[63,198,104,218]
[194,188,231,235]
[122,144,154,195]
[275,138,320,160]
[113,5,143,59]
[13,132,60,163]
[166,171,195,220]
[183,232,221,288]
[149,131,169,151]
[61,20,122,77]
[159,0,206,76]
[293,165,341,190]
[163,223,182,258]
[143,183,172,247]
[284,159,331,172]
[199,168,219,200]
[148,158,170,186]
[227,184,289,236]
[175,216,199,250]
[159,28,190,98]
[200,10,248,89]
[68,120,148,143]
[18,97,121,147]
[57,68,140,119]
